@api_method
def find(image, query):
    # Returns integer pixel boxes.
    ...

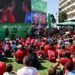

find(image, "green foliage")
[51,14,56,23]
[58,12,67,22]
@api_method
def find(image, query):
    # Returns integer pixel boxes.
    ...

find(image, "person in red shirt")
[15,45,28,64]
[47,45,56,62]
[56,46,65,56]
[72,52,75,69]
[35,46,45,59]
[41,41,46,47]
[66,45,74,53]
[0,62,6,75]
[31,39,35,44]
[0,2,15,23]
[68,39,74,53]
[57,51,72,66]
[70,31,75,35]
[4,2,15,23]
[44,41,50,54]
[0,42,2,51]
[39,27,44,37]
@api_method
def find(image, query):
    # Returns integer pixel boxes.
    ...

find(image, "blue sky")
[47,0,59,14]
[43,0,59,16]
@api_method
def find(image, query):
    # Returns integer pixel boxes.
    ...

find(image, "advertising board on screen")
[32,0,47,13]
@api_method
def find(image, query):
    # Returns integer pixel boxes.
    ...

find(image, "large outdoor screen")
[0,0,31,23]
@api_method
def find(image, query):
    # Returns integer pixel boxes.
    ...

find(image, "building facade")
[59,0,75,20]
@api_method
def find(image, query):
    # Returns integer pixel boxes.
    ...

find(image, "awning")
[67,17,75,21]
[57,21,75,26]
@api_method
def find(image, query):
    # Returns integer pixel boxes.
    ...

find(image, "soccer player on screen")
[22,0,32,23]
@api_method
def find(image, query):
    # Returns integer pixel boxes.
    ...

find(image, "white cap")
[65,32,70,35]
[65,42,71,46]
[17,44,22,49]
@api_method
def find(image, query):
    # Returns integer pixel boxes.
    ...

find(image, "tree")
[58,12,67,22]
[51,14,56,23]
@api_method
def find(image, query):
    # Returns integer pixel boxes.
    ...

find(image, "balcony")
[67,9,75,15]
[59,0,71,8]
[61,2,75,12]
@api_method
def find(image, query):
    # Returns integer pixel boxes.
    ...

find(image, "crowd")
[0,27,75,75]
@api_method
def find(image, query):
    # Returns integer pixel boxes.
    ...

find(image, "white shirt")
[3,72,16,75]
[17,67,38,75]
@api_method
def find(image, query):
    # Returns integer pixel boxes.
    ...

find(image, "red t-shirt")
[72,57,75,69]
[0,62,6,75]
[63,35,67,39]
[65,46,73,52]
[0,43,2,49]
[15,49,28,63]
[44,44,50,53]
[0,43,2,53]
[54,45,58,51]
[58,58,71,65]
[47,50,56,62]
[31,39,35,44]
[24,43,28,47]
[34,42,38,46]
[4,9,15,23]
[35,49,45,56]
[41,42,45,47]
[22,42,25,46]
[70,31,75,35]
[26,38,31,43]
[38,42,41,46]
[56,49,64,54]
